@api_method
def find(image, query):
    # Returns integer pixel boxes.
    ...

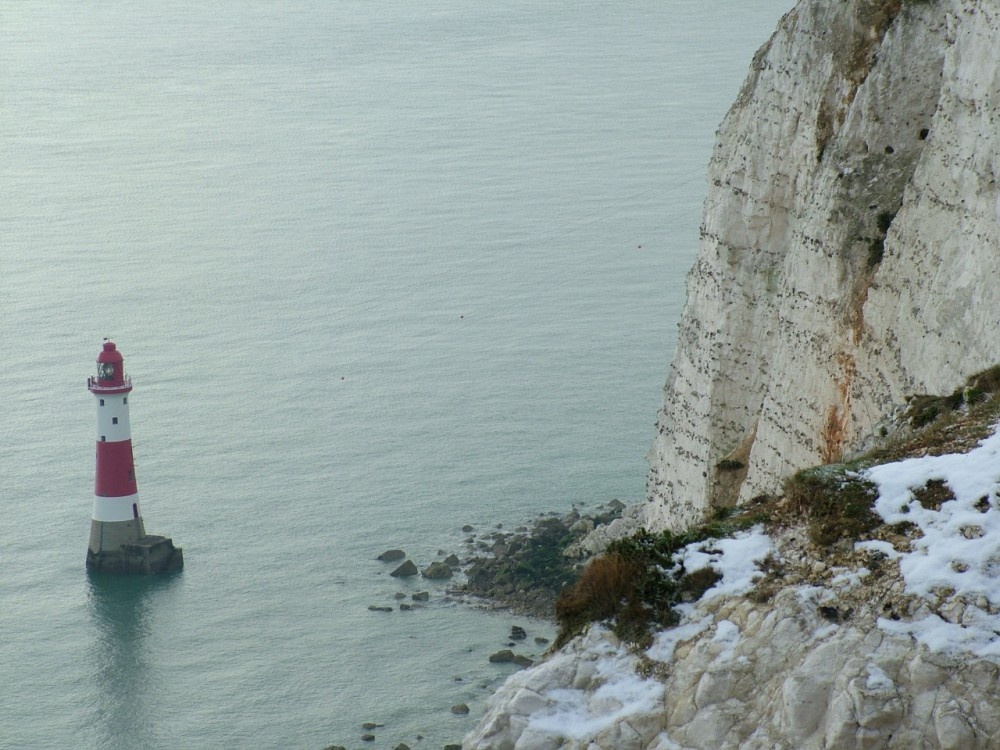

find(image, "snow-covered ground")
[863,425,1000,657]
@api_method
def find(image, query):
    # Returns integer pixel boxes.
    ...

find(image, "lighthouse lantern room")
[86,341,183,574]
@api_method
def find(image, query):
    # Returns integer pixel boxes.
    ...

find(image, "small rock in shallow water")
[412,591,430,601]
[513,655,533,667]
[451,703,470,714]
[361,734,375,742]
[489,649,516,663]
[510,625,527,640]
[394,744,411,750]
[462,524,475,532]
[422,561,453,579]
[361,722,383,730]
[534,636,549,645]
[378,549,406,562]
[394,592,406,600]
[443,554,460,567]
[399,603,412,611]
[368,606,393,613]
[390,560,419,577]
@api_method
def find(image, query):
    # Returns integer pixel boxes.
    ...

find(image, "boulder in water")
[421,561,453,579]
[489,649,516,663]
[390,560,418,577]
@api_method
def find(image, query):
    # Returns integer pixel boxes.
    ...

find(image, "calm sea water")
[2,2,790,748]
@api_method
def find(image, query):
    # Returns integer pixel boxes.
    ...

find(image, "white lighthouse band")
[94,392,133,443]
[93,494,142,523]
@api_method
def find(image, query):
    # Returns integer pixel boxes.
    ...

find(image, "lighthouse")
[86,340,183,574]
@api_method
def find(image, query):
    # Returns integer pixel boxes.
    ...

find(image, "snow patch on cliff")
[526,638,661,741]
[676,528,774,601]
[865,425,1000,658]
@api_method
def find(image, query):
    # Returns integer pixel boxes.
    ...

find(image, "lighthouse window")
[112,417,119,425]
[100,436,106,442]
[123,397,128,404]
[99,399,105,406]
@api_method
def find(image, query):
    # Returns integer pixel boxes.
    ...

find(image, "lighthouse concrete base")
[86,535,184,574]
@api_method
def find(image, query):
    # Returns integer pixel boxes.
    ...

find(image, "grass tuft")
[784,465,880,546]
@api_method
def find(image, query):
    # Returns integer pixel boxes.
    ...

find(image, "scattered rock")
[412,591,430,601]
[322,746,346,750]
[489,649,516,663]
[513,655,534,668]
[534,636,549,645]
[399,603,413,611]
[451,703,470,714]
[378,549,406,562]
[444,745,462,750]
[510,625,527,640]
[443,554,461,567]
[394,744,411,750]
[394,592,407,600]
[390,560,419,578]
[422,561,453,579]
[361,734,375,742]
[462,524,475,532]
[361,723,383,730]
[368,606,393,613]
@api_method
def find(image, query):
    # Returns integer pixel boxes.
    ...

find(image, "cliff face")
[647,0,1000,531]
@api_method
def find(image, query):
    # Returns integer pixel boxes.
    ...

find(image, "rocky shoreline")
[453,499,628,619]
[370,499,630,621]
[327,500,630,750]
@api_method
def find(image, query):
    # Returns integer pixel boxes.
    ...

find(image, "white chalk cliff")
[466,0,1000,747]
[647,0,1000,531]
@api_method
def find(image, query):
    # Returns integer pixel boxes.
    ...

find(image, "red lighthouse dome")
[88,341,132,394]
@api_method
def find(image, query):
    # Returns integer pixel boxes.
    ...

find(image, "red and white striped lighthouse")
[86,341,183,574]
